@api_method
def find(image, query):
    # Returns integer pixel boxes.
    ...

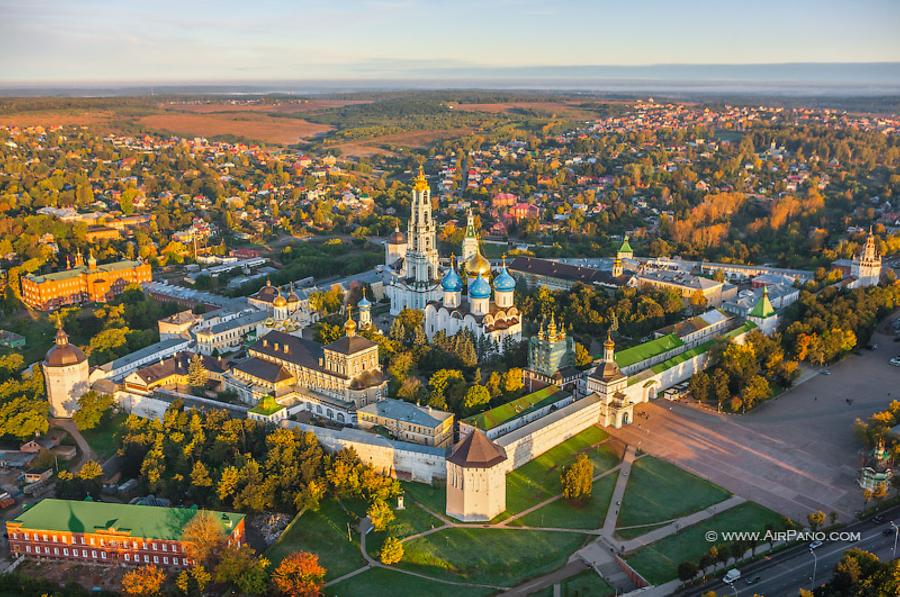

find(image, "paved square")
[607,329,900,522]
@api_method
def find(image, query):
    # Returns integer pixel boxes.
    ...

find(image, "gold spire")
[344,305,357,337]
[413,162,429,192]
[54,313,68,346]
[547,314,558,341]
[604,329,615,350]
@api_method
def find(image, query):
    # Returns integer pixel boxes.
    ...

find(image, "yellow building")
[357,398,454,448]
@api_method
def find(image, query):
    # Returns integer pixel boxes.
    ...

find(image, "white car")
[890,357,900,367]
[809,540,823,550]
[723,568,741,584]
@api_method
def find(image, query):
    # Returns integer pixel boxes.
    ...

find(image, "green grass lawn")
[0,311,55,366]
[79,411,127,459]
[400,527,590,587]
[267,499,367,581]
[326,567,494,597]
[511,471,618,529]
[625,502,786,585]
[616,457,730,529]
[366,501,443,558]
[505,426,620,516]
[563,569,614,597]
[401,480,446,515]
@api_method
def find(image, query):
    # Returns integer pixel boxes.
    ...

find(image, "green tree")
[367,498,395,532]
[502,368,524,394]
[379,536,404,565]
[463,384,491,411]
[72,391,114,431]
[214,545,270,595]
[560,453,593,502]
[188,354,208,389]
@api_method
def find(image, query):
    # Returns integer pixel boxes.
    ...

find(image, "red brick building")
[7,499,245,568]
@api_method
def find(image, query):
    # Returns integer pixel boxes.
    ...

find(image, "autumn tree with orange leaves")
[271,551,327,596]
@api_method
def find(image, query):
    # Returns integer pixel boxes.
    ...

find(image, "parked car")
[873,514,885,523]
[821,370,832,375]
[882,527,894,536]
[889,356,900,367]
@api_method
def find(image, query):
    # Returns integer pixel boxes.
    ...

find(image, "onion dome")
[272,289,287,308]
[286,282,300,304]
[465,250,491,279]
[358,288,371,308]
[389,226,407,245]
[413,163,429,192]
[344,306,357,337]
[441,258,463,292]
[469,273,491,299]
[45,318,86,367]
[493,258,516,292]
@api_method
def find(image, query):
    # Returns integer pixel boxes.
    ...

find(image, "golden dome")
[273,293,287,307]
[465,250,491,278]
[413,164,429,192]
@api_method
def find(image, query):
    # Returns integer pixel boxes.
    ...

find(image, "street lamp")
[726,581,738,597]
[891,521,898,558]
[809,547,818,585]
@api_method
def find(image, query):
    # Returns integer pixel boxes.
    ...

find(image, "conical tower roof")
[750,286,775,318]
[448,428,507,469]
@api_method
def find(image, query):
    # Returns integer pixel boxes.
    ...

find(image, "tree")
[485,371,502,398]
[575,342,593,367]
[379,536,404,565]
[502,368,524,393]
[176,565,211,595]
[77,460,103,481]
[215,545,270,595]
[560,453,593,502]
[122,564,165,596]
[463,384,491,411]
[182,510,227,566]
[873,482,889,511]
[677,561,699,581]
[367,498,395,532]
[807,510,826,531]
[271,551,326,596]
[72,391,114,431]
[188,353,208,389]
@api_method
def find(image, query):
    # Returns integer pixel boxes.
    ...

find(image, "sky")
[1,0,899,84]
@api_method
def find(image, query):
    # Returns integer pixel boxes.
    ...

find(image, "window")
[22,533,28,540]
[90,538,95,546]
[144,555,149,563]
[52,535,57,542]
[82,549,88,557]
[163,556,169,565]
[153,556,159,564]
[43,534,48,542]
[25,546,31,553]
[124,553,130,562]
[53,548,59,555]
[162,543,168,552]
[91,550,97,558]
[101,552,107,559]
[63,548,69,556]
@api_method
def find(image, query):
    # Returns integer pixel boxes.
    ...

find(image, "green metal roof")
[749,288,776,318]
[26,260,145,283]
[611,334,684,368]
[618,236,633,254]
[11,499,243,541]
[464,385,568,431]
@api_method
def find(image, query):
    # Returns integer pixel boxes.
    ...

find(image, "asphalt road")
[681,505,900,596]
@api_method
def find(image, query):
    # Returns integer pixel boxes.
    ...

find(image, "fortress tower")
[43,318,90,418]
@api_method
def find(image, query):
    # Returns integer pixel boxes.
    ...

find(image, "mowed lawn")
[616,456,731,529]
[80,411,128,459]
[400,527,589,587]
[511,471,618,529]
[401,480,446,514]
[563,569,614,596]
[267,499,366,581]
[505,426,621,516]
[326,567,493,597]
[625,502,786,585]
[366,501,442,557]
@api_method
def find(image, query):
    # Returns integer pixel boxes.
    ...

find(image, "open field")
[137,112,332,144]
[327,567,493,596]
[266,499,366,581]
[0,110,116,128]
[511,471,618,529]
[625,502,786,585]
[504,426,621,516]
[365,501,442,557]
[399,527,589,587]
[616,456,731,529]
[562,569,615,596]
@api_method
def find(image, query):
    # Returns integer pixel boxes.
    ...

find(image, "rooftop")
[611,333,684,368]
[447,429,507,469]
[464,385,568,431]
[10,499,243,541]
[359,398,452,429]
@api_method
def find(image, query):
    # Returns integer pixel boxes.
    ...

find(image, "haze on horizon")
[1,0,899,85]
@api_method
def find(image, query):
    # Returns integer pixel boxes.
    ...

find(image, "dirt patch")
[19,559,126,593]
[137,112,333,144]
[0,110,115,128]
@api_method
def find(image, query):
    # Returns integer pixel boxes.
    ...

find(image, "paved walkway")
[602,445,637,536]
[49,418,96,472]
[616,495,746,552]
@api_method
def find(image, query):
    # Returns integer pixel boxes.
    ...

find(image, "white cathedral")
[386,166,523,353]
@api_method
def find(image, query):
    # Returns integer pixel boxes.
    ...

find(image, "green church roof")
[618,236,633,254]
[11,499,243,541]
[749,287,776,318]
